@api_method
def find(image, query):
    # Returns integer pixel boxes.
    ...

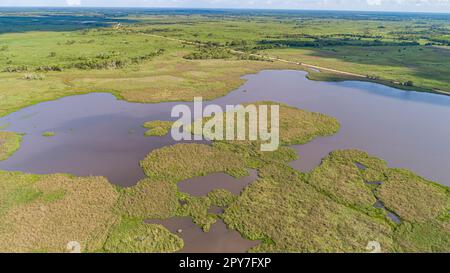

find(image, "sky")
[0,0,450,13]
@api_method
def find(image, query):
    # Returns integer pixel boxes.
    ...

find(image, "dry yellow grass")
[73,57,297,103]
[0,171,119,253]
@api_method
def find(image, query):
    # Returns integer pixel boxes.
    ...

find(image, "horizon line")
[0,6,450,15]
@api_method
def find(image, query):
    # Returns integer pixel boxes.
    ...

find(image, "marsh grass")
[117,179,178,219]
[194,101,340,146]
[1,95,448,252]
[393,220,450,252]
[222,163,395,253]
[377,169,449,222]
[207,189,237,208]
[0,171,119,253]
[103,217,183,253]
[0,131,22,161]
[140,143,249,183]
[306,150,387,209]
[177,195,217,232]
[143,120,174,137]
[222,149,450,252]
[42,131,55,137]
[0,123,10,130]
[0,14,448,251]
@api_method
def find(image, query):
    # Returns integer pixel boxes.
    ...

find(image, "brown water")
[0,95,204,186]
[1,70,450,186]
[145,217,259,253]
[178,170,258,196]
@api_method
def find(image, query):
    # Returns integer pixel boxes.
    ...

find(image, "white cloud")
[1,0,450,12]
[367,0,382,6]
[66,0,81,6]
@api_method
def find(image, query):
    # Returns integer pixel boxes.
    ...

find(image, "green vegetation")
[103,217,183,253]
[273,102,340,145]
[177,195,217,232]
[207,189,237,208]
[0,22,298,117]
[140,143,249,183]
[222,150,450,253]
[1,9,449,119]
[306,150,386,209]
[184,47,233,60]
[0,131,22,161]
[0,171,120,252]
[143,120,174,137]
[197,101,340,145]
[267,46,450,93]
[129,12,450,93]
[0,9,449,253]
[394,221,450,253]
[42,131,55,137]
[0,170,186,253]
[223,163,395,253]
[118,179,179,219]
[0,97,449,252]
[377,169,449,222]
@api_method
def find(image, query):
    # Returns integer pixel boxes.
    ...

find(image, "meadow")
[0,9,450,118]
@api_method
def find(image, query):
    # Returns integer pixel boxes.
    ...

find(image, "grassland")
[0,171,119,252]
[1,10,449,119]
[128,13,450,93]
[265,46,450,93]
[0,171,185,253]
[306,150,387,209]
[0,131,22,161]
[0,26,297,117]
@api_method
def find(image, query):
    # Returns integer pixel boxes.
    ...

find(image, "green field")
[0,10,450,118]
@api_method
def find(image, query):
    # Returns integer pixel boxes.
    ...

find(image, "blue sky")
[1,0,450,13]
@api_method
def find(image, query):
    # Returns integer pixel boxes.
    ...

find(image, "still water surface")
[1,70,450,187]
